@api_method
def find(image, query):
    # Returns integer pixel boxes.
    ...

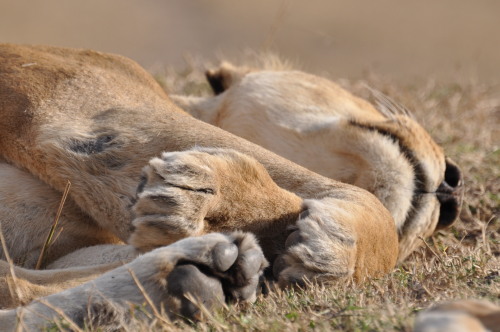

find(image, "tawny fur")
[414,300,500,332]
[0,260,123,309]
[0,44,398,317]
[0,163,122,268]
[0,232,267,331]
[172,61,463,261]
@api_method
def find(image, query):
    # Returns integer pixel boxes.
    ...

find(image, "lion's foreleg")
[129,148,304,258]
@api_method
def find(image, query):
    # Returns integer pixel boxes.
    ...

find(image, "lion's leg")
[0,259,123,308]
[1,244,137,308]
[46,243,137,269]
[129,148,304,257]
[130,148,398,286]
[1,232,267,330]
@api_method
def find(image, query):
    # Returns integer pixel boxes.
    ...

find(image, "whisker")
[363,84,416,120]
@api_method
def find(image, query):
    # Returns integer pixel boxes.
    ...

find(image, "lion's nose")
[435,158,464,229]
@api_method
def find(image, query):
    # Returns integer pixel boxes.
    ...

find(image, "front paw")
[273,197,398,286]
[273,199,357,287]
[129,147,302,253]
[129,150,221,251]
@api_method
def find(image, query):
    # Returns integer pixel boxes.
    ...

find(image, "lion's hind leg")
[2,232,267,330]
[0,162,121,269]
[0,259,123,309]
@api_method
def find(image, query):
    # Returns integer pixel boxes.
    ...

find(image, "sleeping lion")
[0,44,462,330]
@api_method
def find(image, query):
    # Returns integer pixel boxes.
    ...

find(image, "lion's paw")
[13,232,268,329]
[273,196,398,286]
[129,147,302,254]
[272,199,357,287]
[161,232,268,319]
[130,149,222,251]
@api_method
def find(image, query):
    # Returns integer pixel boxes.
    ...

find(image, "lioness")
[172,61,464,261]
[0,44,462,329]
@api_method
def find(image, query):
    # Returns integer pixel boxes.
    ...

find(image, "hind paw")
[159,232,268,319]
[13,232,268,329]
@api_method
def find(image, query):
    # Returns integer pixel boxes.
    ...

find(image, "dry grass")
[55,59,499,331]
[162,60,498,331]
[36,181,71,270]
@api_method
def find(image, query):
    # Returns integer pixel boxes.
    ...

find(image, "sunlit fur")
[0,44,398,327]
[173,61,460,261]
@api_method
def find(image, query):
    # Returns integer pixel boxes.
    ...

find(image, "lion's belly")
[0,162,121,268]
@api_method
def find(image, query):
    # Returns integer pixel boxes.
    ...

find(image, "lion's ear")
[205,66,230,95]
[205,62,252,95]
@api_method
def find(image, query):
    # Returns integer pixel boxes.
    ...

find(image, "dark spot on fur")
[68,133,127,169]
[101,155,125,170]
[69,134,117,155]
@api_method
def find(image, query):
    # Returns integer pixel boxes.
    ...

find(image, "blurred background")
[1,0,499,83]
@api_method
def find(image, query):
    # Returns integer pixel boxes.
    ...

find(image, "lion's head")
[172,63,464,261]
